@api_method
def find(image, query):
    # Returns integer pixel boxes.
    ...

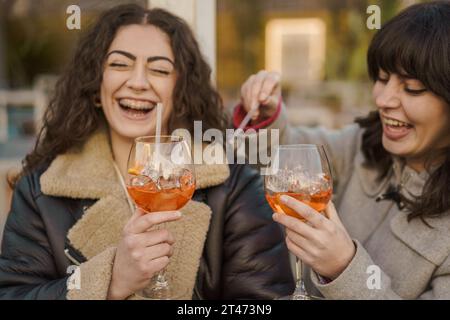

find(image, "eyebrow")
[106,50,175,65]
[381,69,421,81]
[399,73,417,80]
[394,69,418,80]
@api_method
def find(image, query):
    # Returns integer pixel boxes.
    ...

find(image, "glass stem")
[153,222,169,290]
[293,257,309,299]
[145,222,172,299]
[154,269,168,288]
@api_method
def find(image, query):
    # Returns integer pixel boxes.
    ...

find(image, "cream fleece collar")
[40,128,230,199]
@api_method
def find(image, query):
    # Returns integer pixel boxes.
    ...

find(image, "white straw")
[155,102,162,144]
[155,103,163,172]
[227,102,259,146]
[237,102,258,131]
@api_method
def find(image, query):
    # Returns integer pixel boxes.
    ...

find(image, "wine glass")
[126,135,195,299]
[264,144,333,300]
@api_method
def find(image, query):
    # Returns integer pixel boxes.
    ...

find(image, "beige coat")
[264,107,450,299]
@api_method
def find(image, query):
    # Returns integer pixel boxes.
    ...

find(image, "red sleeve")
[232,98,282,131]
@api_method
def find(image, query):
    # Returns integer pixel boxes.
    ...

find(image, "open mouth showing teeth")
[382,117,413,128]
[118,98,156,115]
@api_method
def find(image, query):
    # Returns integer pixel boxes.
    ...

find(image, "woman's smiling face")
[100,24,177,140]
[373,70,450,171]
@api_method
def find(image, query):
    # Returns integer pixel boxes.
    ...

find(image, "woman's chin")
[111,125,155,141]
[382,136,411,158]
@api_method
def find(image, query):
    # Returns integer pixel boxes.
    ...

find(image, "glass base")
[277,294,324,300]
[135,282,186,300]
[135,269,188,300]
[136,274,187,300]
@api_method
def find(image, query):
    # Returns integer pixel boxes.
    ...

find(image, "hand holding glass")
[126,135,195,299]
[265,144,332,300]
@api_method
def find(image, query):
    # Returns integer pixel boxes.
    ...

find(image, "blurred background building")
[0,0,424,243]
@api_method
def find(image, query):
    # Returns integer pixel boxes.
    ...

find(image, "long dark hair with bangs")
[13,4,227,183]
[355,1,450,222]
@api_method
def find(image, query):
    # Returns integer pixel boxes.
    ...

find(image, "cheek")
[372,85,379,100]
[158,78,177,109]
[428,111,450,147]
[100,71,126,100]
[162,78,177,100]
[402,96,442,126]
[403,99,450,147]
[371,84,383,108]
[162,97,174,126]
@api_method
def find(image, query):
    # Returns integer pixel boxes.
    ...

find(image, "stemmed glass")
[126,135,195,299]
[264,144,332,300]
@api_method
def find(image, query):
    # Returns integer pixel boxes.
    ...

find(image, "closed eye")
[109,63,128,68]
[149,68,171,76]
[404,88,427,95]
[377,76,389,83]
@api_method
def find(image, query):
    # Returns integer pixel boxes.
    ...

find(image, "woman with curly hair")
[237,1,450,299]
[0,4,294,299]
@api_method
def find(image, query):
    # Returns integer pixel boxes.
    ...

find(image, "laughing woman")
[0,5,294,299]
[237,1,450,299]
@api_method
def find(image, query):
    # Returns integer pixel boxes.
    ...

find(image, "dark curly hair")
[355,1,450,222]
[14,4,227,183]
